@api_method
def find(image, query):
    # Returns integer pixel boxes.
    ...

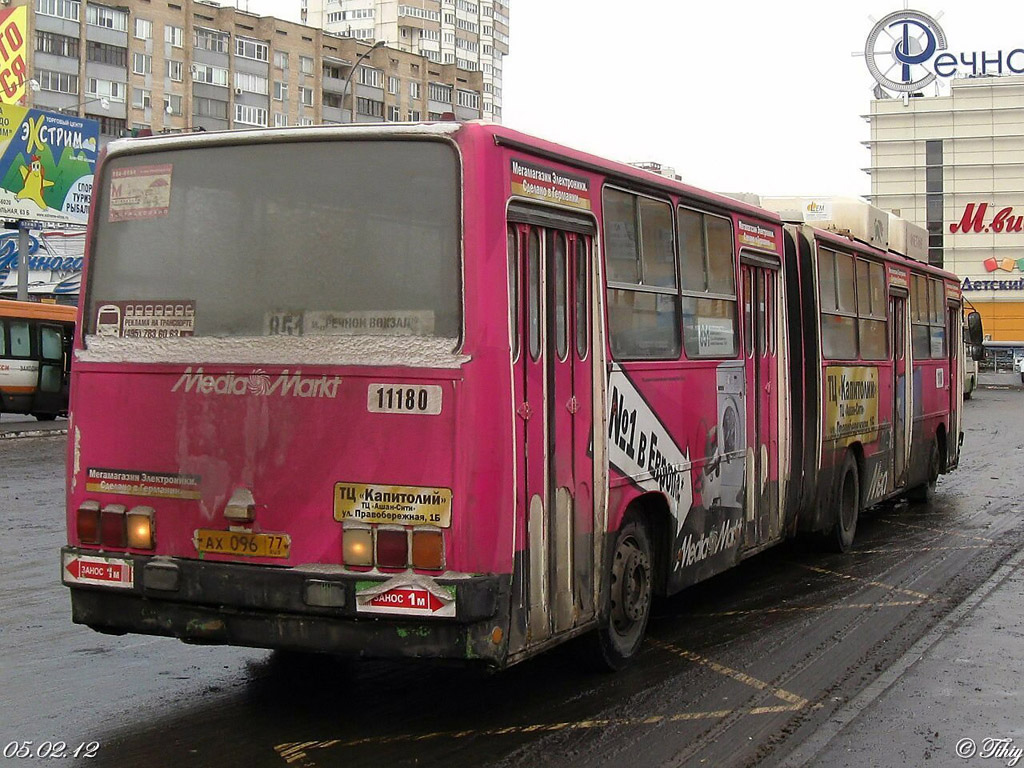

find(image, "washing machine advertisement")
[606,362,748,589]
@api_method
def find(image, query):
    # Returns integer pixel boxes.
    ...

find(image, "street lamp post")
[341,40,385,123]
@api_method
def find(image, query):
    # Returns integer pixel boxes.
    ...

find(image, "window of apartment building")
[299,56,314,75]
[409,81,421,99]
[86,5,128,31]
[235,37,269,62]
[299,86,313,106]
[356,97,383,117]
[165,25,184,48]
[87,78,125,102]
[132,53,152,75]
[235,72,269,95]
[407,109,421,121]
[36,31,79,59]
[132,87,151,109]
[194,96,228,120]
[443,53,455,64]
[166,60,183,81]
[323,63,343,79]
[398,5,439,21]
[424,50,440,63]
[273,80,288,101]
[323,92,341,108]
[135,18,152,40]
[37,0,80,22]
[388,105,400,121]
[298,117,313,126]
[456,58,475,71]
[165,93,183,115]
[36,69,78,94]
[359,67,382,87]
[419,29,440,42]
[388,76,399,95]
[274,51,289,69]
[428,82,452,103]
[443,32,455,43]
[194,63,228,87]
[427,111,444,120]
[87,41,128,68]
[443,12,455,23]
[456,18,478,33]
[97,115,126,137]
[194,27,229,53]
[457,0,478,12]
[457,89,478,109]
[234,104,268,126]
[274,112,288,127]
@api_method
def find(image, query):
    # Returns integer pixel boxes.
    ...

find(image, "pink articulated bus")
[61,123,983,670]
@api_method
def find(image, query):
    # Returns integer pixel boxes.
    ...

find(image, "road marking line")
[796,563,931,600]
[273,702,815,765]
[854,545,991,553]
[879,518,997,543]
[649,639,810,707]
[691,599,926,618]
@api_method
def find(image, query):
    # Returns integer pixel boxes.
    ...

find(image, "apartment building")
[866,74,1024,340]
[301,0,507,122]
[20,0,483,141]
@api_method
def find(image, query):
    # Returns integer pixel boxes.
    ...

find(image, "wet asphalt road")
[2,384,1023,768]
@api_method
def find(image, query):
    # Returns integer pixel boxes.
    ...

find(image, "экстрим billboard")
[0,103,99,227]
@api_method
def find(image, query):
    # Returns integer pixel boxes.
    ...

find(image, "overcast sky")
[245,1,1020,198]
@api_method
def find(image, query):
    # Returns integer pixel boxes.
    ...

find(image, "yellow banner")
[334,482,452,527]
[824,366,880,445]
[0,7,28,105]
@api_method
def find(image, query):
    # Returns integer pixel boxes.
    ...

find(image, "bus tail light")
[343,527,373,567]
[127,506,156,550]
[100,504,127,548]
[76,501,101,545]
[375,528,408,568]
[412,529,445,571]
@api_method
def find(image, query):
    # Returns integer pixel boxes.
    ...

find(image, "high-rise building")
[301,0,508,122]
[17,0,483,143]
[866,74,1024,341]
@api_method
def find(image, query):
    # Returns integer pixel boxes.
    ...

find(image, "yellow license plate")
[194,529,291,559]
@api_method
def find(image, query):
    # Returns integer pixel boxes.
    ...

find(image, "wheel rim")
[609,535,651,635]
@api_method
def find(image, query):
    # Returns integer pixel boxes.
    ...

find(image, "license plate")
[194,529,291,558]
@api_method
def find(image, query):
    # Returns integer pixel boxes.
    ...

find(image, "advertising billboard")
[0,6,28,105]
[0,104,99,227]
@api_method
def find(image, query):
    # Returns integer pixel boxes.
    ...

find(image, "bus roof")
[0,299,77,323]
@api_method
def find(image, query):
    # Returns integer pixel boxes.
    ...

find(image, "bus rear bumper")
[62,547,508,665]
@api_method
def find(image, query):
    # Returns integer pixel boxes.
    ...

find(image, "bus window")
[679,208,738,358]
[575,237,589,360]
[507,226,520,361]
[604,188,680,360]
[857,260,887,360]
[9,320,31,358]
[553,232,568,361]
[528,229,541,361]
[818,248,857,359]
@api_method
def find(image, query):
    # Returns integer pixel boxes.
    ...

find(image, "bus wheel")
[908,440,940,504]
[831,452,860,553]
[594,517,653,670]
[32,413,57,422]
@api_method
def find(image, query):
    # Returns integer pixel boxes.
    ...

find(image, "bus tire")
[32,413,57,422]
[908,439,940,504]
[593,516,653,671]
[830,452,860,553]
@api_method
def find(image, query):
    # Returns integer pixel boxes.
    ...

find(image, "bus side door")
[741,256,781,546]
[32,323,67,416]
[508,216,596,649]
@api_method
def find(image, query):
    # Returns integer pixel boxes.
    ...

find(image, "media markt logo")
[865,10,947,94]
[171,367,341,398]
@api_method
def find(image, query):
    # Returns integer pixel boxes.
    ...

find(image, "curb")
[0,428,69,440]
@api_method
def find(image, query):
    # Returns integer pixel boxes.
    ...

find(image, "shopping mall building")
[864,10,1024,341]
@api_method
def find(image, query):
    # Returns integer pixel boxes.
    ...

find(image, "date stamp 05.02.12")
[3,742,100,760]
